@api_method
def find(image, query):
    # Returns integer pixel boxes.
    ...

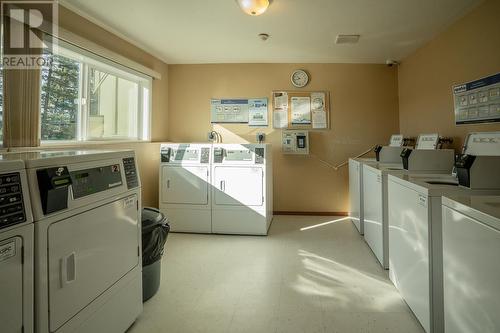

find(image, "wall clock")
[291,69,309,88]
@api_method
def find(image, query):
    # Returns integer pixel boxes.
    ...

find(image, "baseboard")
[274,211,348,216]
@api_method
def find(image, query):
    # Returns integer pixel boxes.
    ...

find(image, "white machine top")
[364,162,403,174]
[0,157,26,173]
[462,131,500,156]
[443,195,500,230]
[388,173,464,196]
[2,150,134,168]
[415,133,440,150]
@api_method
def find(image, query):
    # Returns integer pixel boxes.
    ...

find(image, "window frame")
[40,39,152,145]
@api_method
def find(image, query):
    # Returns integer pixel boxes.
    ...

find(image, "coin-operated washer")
[21,150,142,333]
[159,143,212,233]
[363,133,455,269]
[211,144,273,235]
[348,134,412,235]
[0,157,34,333]
[388,132,500,333]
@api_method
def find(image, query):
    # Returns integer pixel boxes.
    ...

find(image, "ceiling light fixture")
[236,0,270,16]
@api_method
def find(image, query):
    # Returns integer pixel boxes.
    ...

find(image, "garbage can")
[141,207,169,302]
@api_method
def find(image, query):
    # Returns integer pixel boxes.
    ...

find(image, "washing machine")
[441,195,500,333]
[159,143,212,233]
[363,133,454,269]
[20,150,142,333]
[0,158,34,333]
[387,132,500,333]
[211,144,273,235]
[349,134,408,235]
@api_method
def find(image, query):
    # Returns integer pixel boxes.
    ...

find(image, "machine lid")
[388,173,466,195]
[443,195,500,229]
[462,132,500,156]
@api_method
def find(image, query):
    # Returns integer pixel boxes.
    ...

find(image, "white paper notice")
[274,92,288,111]
[273,110,288,129]
[312,111,327,129]
[248,98,268,126]
[291,96,311,124]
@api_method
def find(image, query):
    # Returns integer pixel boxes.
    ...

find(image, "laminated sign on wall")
[453,73,500,125]
[211,98,268,125]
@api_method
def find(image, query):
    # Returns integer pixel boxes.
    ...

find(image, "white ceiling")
[62,0,482,64]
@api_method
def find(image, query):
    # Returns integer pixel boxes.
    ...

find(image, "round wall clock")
[291,69,309,88]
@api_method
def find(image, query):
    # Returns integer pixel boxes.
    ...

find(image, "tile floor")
[128,215,424,333]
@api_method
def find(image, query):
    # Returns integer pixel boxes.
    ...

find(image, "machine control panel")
[161,147,210,163]
[0,172,26,229]
[213,148,224,163]
[37,166,72,215]
[255,148,265,164]
[71,164,123,199]
[200,148,210,164]
[160,148,171,162]
[123,157,139,189]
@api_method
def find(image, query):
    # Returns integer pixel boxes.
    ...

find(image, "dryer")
[20,150,142,333]
[159,143,212,233]
[211,144,273,235]
[0,158,34,333]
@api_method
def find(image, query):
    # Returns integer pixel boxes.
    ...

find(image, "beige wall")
[398,0,500,149]
[168,64,399,213]
[58,7,169,207]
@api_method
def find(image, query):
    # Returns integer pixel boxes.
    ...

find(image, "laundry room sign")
[210,98,268,126]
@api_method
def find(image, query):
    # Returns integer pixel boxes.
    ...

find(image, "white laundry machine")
[387,131,500,333]
[349,134,409,235]
[0,158,34,333]
[441,195,500,333]
[20,150,142,333]
[363,133,455,269]
[211,144,273,235]
[159,143,212,233]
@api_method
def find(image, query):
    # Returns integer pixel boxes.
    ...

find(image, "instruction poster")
[248,98,269,126]
[453,72,500,125]
[291,96,311,124]
[211,99,249,123]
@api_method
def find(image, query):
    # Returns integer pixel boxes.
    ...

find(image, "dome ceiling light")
[235,0,270,16]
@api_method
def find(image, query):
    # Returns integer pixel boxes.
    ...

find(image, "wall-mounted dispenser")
[282,130,309,155]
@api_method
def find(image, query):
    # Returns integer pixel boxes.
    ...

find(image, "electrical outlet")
[207,131,216,141]
[256,132,266,143]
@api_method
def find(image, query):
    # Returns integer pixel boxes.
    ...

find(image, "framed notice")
[210,98,268,125]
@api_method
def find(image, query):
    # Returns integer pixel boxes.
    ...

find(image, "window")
[40,41,151,143]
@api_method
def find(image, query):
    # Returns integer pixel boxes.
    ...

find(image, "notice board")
[272,91,330,129]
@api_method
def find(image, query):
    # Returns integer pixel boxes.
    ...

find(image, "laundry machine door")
[161,166,209,205]
[214,166,263,206]
[0,236,23,333]
[47,195,140,331]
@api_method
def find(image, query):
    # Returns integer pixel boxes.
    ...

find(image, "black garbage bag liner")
[141,207,169,266]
